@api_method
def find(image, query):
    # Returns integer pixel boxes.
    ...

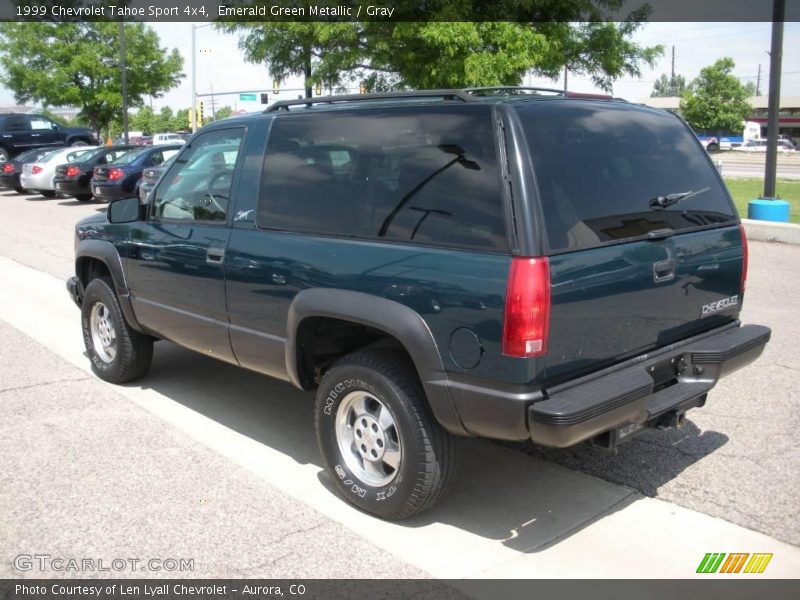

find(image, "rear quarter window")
[257,105,508,252]
[515,101,737,253]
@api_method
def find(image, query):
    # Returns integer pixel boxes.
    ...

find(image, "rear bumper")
[446,323,770,446]
[54,179,88,197]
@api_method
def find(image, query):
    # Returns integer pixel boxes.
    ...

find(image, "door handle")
[206,247,226,265]
[653,259,675,283]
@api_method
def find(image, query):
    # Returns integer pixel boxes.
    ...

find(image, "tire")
[315,349,457,520]
[70,140,89,147]
[707,143,719,152]
[0,148,8,162]
[81,277,153,384]
[14,186,24,194]
[38,190,56,197]
[75,194,93,202]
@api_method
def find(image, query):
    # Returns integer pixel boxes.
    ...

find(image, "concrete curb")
[742,218,800,245]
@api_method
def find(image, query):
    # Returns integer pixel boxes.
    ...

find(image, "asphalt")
[1,189,798,579]
[715,152,800,180]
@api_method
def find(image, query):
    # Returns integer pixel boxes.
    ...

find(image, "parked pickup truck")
[67,88,770,519]
[0,113,98,162]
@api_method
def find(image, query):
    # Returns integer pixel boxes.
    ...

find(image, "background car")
[53,144,141,202]
[90,144,182,202]
[20,146,98,197]
[0,148,53,193]
[138,154,176,203]
[733,139,796,153]
[0,113,97,162]
[152,133,186,146]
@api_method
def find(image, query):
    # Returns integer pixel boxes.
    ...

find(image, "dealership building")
[641,95,800,143]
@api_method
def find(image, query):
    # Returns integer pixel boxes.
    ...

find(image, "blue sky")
[1,22,798,110]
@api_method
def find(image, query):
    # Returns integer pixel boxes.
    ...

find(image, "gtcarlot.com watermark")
[14,554,194,573]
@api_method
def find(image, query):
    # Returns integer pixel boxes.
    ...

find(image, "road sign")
[239,93,257,101]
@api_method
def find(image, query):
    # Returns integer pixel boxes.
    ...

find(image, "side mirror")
[108,196,144,223]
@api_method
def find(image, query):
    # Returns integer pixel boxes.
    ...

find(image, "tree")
[220,2,660,95]
[742,81,757,97]
[0,22,184,134]
[651,73,687,97]
[208,106,234,122]
[217,19,361,98]
[680,58,753,134]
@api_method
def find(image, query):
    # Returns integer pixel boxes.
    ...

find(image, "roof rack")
[462,86,566,97]
[265,89,475,112]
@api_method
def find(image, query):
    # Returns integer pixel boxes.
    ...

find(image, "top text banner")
[2,0,799,22]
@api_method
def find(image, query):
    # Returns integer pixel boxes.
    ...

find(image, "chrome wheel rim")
[335,391,401,487]
[90,302,116,363]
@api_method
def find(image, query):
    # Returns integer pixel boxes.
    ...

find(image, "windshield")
[114,148,149,164]
[515,101,737,253]
[14,148,48,162]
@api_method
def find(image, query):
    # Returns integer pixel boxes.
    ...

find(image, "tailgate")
[545,226,744,384]
[513,101,744,386]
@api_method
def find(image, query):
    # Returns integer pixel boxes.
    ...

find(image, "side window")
[257,106,507,251]
[30,117,56,130]
[151,128,244,223]
[5,115,31,132]
[150,151,163,165]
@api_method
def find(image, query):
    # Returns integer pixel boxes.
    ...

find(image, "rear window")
[516,102,737,253]
[257,105,507,252]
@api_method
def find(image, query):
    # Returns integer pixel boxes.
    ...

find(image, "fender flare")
[286,288,468,436]
[75,239,146,334]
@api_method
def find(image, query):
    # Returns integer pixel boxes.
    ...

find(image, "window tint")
[257,105,507,251]
[516,102,737,253]
[152,128,243,222]
[4,115,30,132]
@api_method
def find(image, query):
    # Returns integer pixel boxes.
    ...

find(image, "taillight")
[2,163,13,173]
[108,168,124,180]
[65,166,80,177]
[502,257,551,357]
[32,165,42,174]
[739,223,748,294]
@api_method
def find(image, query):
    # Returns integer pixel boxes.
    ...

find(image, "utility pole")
[763,0,784,199]
[191,24,197,132]
[119,22,129,143]
[756,64,762,96]
[563,65,568,92]
[671,45,675,79]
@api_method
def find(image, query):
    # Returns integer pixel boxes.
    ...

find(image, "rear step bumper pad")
[528,324,771,448]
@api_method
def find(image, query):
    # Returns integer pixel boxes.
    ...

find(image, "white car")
[733,139,796,153]
[20,146,98,196]
[152,133,186,146]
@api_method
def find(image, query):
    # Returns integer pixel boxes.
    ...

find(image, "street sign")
[239,93,257,101]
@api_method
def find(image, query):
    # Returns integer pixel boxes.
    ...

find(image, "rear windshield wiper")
[649,187,710,210]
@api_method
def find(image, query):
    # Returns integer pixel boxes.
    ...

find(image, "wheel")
[707,142,719,152]
[315,349,457,519]
[0,148,8,162]
[38,190,56,197]
[70,140,89,147]
[75,194,93,202]
[14,186,24,194]
[81,277,153,384]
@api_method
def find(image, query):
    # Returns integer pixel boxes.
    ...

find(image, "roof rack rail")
[265,89,475,112]
[462,86,566,97]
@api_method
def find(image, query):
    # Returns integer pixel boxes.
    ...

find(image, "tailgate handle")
[653,259,675,283]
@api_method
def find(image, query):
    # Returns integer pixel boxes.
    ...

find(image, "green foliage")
[651,73,687,97]
[680,58,753,134]
[0,22,184,134]
[219,2,660,94]
[209,106,234,122]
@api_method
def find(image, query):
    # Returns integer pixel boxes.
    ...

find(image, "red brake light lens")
[108,168,124,180]
[65,166,80,177]
[32,165,42,174]
[502,257,551,357]
[739,223,748,294]
[2,163,13,173]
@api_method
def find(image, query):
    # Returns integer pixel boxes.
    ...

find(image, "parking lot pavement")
[518,240,800,546]
[1,189,799,578]
[0,320,429,579]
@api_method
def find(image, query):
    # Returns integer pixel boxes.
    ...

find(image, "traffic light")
[198,101,204,124]
[315,82,322,96]
[188,108,194,128]
[260,93,269,104]
[272,79,280,95]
